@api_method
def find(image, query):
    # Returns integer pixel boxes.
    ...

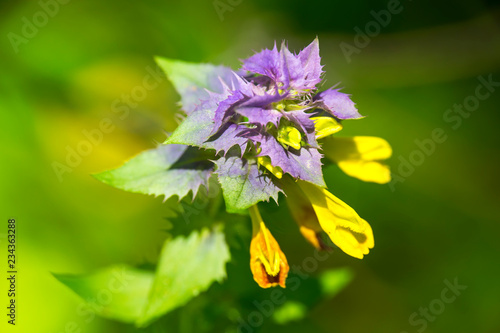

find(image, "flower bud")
[249,206,289,288]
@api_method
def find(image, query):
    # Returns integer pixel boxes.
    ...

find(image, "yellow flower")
[257,156,283,179]
[249,205,289,288]
[296,180,374,259]
[311,116,343,140]
[322,136,392,184]
[285,181,330,251]
[277,125,302,150]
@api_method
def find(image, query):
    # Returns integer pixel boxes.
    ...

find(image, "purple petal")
[212,78,288,130]
[279,42,303,90]
[235,88,288,127]
[297,38,323,90]
[241,44,281,83]
[211,90,246,135]
[244,75,273,87]
[236,107,283,127]
[257,134,325,186]
[240,89,286,108]
[241,39,323,92]
[228,72,255,95]
[313,88,363,119]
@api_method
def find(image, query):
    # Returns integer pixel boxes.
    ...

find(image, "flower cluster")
[98,39,392,289]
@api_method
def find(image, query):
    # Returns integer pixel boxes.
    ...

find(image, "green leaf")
[54,266,154,323]
[166,101,218,147]
[55,228,230,327]
[215,156,283,213]
[94,144,214,201]
[155,57,235,115]
[137,227,230,326]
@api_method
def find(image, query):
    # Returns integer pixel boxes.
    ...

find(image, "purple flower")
[165,38,363,211]
[97,39,392,290]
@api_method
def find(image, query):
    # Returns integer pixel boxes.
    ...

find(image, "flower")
[167,38,366,190]
[162,39,390,287]
[249,205,289,288]
[296,180,374,259]
[100,38,392,289]
[285,178,330,251]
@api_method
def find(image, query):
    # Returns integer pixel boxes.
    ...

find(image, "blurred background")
[1,0,500,332]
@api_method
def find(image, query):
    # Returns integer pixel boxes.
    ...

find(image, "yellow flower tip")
[277,125,302,150]
[351,136,392,160]
[249,206,289,288]
[297,181,375,260]
[311,116,343,140]
[337,160,391,184]
[257,156,283,179]
[322,136,392,184]
[332,219,374,259]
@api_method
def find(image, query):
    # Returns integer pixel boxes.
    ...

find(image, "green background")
[1,0,499,332]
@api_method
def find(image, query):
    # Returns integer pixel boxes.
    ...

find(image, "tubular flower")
[297,181,374,259]
[249,205,289,288]
[285,179,330,251]
[101,39,392,289]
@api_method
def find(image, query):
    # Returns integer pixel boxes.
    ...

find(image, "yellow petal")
[337,160,391,184]
[257,156,283,179]
[311,117,343,140]
[323,136,392,161]
[249,206,289,288]
[297,181,374,259]
[322,136,392,184]
[277,125,302,150]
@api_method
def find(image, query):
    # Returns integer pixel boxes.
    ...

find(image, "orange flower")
[249,205,289,288]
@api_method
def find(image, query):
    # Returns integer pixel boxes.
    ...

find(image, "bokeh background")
[1,0,500,332]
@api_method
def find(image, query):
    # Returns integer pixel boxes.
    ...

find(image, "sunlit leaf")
[155,57,237,115]
[137,227,230,326]
[55,228,230,327]
[215,155,283,213]
[94,144,215,201]
[166,101,219,147]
